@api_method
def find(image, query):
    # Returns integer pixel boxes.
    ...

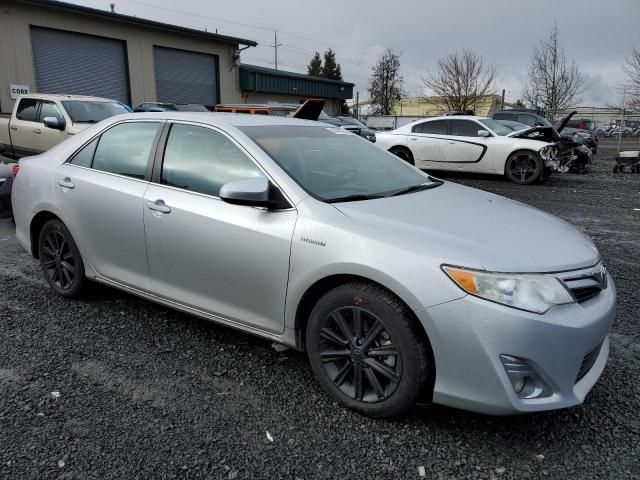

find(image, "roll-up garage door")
[30,27,130,104]
[154,47,218,105]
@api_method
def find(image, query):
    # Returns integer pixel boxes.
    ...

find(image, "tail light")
[11,164,19,179]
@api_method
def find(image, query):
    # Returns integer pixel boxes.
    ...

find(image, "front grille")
[559,263,608,304]
[570,285,602,303]
[576,343,602,383]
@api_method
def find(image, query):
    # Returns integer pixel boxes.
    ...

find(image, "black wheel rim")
[41,230,75,290]
[318,307,401,403]
[508,153,539,183]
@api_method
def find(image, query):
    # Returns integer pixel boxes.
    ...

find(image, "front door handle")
[57,178,75,189]
[448,141,456,145]
[147,200,171,214]
[33,128,42,134]
[10,125,17,131]
[409,137,418,141]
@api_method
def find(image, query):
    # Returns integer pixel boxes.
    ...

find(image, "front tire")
[505,150,543,185]
[306,282,432,417]
[38,219,85,298]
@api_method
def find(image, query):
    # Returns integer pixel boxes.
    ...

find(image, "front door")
[10,98,40,156]
[445,119,488,170]
[143,122,297,333]
[35,100,68,152]
[54,121,163,290]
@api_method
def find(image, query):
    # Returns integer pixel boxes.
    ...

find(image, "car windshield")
[62,101,129,123]
[240,125,439,202]
[479,118,515,136]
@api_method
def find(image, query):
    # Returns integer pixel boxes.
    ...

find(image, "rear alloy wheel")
[306,282,431,417]
[38,219,85,298]
[390,147,414,165]
[505,151,543,185]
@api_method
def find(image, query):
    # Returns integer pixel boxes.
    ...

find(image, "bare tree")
[522,24,585,118]
[368,49,405,115]
[422,50,496,113]
[622,47,640,108]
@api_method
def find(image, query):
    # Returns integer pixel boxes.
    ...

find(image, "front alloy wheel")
[505,151,542,185]
[318,306,401,402]
[306,282,432,417]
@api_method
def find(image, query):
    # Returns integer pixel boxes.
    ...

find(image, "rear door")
[445,119,488,170]
[54,120,163,290]
[143,122,297,333]
[409,119,448,166]
[9,98,40,156]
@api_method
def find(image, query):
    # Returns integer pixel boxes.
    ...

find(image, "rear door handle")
[448,141,456,144]
[33,128,42,134]
[57,178,75,189]
[147,200,171,214]
[10,125,17,131]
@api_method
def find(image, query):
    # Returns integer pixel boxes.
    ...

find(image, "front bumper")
[416,272,616,415]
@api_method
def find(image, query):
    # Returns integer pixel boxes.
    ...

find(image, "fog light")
[499,355,552,399]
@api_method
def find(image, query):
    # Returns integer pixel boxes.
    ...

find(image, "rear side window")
[413,119,448,135]
[450,120,482,137]
[16,99,38,121]
[492,113,513,121]
[69,138,99,168]
[92,122,161,179]
[161,124,264,197]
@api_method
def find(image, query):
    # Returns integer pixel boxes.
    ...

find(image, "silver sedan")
[11,113,616,417]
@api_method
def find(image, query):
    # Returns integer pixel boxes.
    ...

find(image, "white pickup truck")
[0,94,129,160]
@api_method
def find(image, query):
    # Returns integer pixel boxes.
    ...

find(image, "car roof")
[117,111,325,127]
[20,94,116,102]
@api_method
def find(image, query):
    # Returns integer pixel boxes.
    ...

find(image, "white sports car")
[374,116,557,185]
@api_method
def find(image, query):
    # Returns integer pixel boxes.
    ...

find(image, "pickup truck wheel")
[306,282,431,418]
[505,151,542,185]
[389,147,414,166]
[38,219,85,298]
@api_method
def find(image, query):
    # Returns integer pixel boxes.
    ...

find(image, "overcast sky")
[71,0,639,106]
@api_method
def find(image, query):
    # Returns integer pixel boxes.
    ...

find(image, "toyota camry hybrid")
[12,113,616,417]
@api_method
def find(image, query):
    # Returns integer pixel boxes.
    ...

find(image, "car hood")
[553,110,577,133]
[507,126,560,142]
[333,182,599,273]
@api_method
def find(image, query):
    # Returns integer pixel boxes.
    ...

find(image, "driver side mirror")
[43,116,65,131]
[477,129,490,137]
[219,177,288,209]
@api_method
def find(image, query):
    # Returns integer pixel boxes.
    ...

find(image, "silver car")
[11,113,616,417]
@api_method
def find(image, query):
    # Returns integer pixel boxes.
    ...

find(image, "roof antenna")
[110,3,115,13]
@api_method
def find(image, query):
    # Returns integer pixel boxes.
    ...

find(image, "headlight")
[442,266,575,314]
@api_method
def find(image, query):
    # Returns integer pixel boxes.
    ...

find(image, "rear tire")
[389,147,414,166]
[505,150,543,185]
[306,281,432,417]
[38,219,85,298]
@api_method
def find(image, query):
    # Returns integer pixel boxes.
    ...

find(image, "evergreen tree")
[321,49,343,81]
[307,52,323,76]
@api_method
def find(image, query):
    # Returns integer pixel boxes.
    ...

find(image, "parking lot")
[0,139,638,479]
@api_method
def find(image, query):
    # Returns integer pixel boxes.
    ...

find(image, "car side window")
[517,114,537,127]
[450,120,482,137]
[16,99,38,121]
[413,119,448,135]
[492,113,513,121]
[69,138,99,168]
[38,101,64,124]
[92,122,161,179]
[161,123,265,197]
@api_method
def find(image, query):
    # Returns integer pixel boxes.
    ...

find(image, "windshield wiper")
[325,193,386,203]
[389,180,443,197]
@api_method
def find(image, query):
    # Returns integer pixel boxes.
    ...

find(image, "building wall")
[241,91,341,115]
[0,0,243,112]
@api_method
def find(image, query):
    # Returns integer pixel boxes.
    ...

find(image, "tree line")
[306,25,639,118]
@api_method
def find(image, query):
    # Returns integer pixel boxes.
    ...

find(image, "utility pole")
[273,30,282,70]
[618,87,626,154]
[501,89,505,110]
[355,91,359,119]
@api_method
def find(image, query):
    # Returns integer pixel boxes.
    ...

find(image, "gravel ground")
[1,140,639,479]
